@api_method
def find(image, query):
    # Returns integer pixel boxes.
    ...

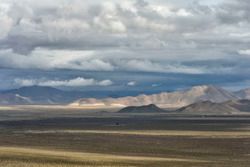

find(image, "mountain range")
[0,86,133,105]
[71,85,243,108]
[0,85,250,109]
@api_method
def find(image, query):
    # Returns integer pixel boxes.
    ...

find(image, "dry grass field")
[0,146,209,167]
[0,109,250,166]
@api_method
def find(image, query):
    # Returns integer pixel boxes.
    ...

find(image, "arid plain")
[0,106,250,167]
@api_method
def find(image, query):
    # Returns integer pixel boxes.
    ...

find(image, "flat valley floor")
[0,108,250,167]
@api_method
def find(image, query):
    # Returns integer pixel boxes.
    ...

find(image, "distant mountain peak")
[189,85,227,93]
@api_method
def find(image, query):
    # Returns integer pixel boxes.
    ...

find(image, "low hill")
[119,104,167,113]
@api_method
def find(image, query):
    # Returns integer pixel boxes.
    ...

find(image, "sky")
[0,0,250,94]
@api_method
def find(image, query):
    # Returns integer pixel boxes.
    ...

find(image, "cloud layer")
[14,77,113,87]
[0,0,250,90]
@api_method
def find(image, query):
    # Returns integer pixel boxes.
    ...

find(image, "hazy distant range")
[0,85,249,109]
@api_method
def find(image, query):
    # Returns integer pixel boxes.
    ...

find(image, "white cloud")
[0,47,228,74]
[117,59,207,74]
[176,9,192,17]
[127,81,136,86]
[93,15,127,34]
[0,3,13,39]
[14,78,36,87]
[98,80,113,86]
[150,5,173,17]
[238,49,250,56]
[0,47,243,74]
[14,77,113,87]
[0,48,114,71]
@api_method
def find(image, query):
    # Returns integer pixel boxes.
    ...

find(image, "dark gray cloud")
[216,0,250,24]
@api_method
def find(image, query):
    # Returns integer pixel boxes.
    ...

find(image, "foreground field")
[0,111,250,166]
[0,146,209,167]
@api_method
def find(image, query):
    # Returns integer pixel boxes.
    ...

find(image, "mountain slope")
[0,94,32,105]
[225,99,250,112]
[0,86,84,104]
[119,104,166,113]
[177,101,240,115]
[177,99,250,114]
[71,85,238,108]
[234,88,250,100]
